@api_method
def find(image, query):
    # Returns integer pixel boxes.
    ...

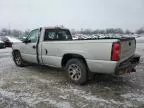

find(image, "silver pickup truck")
[12,27,140,84]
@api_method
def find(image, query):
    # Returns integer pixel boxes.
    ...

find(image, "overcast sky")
[0,0,144,31]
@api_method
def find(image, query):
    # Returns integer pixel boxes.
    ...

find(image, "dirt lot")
[0,43,144,108]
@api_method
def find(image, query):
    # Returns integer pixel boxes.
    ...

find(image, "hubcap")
[68,64,81,81]
[15,54,21,65]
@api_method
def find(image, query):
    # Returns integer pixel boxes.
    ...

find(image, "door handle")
[32,45,36,49]
[45,49,48,55]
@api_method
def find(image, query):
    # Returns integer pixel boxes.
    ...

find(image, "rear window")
[44,29,72,41]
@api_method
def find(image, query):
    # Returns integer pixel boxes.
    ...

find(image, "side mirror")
[23,39,31,43]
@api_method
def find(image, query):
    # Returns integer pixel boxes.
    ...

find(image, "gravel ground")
[0,43,144,108]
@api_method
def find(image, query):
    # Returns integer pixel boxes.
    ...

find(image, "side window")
[44,29,72,41]
[44,30,57,41]
[27,29,39,43]
[57,30,72,40]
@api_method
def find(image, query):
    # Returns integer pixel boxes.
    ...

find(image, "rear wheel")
[13,51,26,67]
[66,58,87,85]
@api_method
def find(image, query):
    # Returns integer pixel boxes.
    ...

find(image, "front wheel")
[13,51,26,67]
[66,58,88,85]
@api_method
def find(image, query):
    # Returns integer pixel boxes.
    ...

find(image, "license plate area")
[116,55,140,75]
[118,68,133,75]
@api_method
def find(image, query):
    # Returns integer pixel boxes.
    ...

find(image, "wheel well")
[61,54,88,68]
[12,50,20,56]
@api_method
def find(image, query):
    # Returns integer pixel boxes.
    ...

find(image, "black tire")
[66,58,88,85]
[13,51,26,67]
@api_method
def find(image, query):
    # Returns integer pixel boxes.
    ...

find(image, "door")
[20,29,39,63]
[41,29,71,67]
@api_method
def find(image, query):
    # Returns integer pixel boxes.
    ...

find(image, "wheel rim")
[68,64,82,81]
[15,53,21,65]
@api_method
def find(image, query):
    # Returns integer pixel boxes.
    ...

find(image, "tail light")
[111,42,120,61]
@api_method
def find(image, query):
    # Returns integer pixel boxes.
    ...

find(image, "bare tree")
[136,28,144,34]
[125,30,132,34]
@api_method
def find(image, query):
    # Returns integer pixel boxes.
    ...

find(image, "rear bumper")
[115,54,140,75]
[86,54,140,74]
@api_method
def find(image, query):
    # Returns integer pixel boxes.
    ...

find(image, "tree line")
[0,28,23,37]
[0,27,144,37]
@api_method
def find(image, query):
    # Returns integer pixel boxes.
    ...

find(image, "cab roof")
[42,26,69,30]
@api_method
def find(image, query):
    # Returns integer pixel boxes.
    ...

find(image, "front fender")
[12,43,21,51]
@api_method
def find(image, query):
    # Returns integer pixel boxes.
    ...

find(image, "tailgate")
[120,38,136,62]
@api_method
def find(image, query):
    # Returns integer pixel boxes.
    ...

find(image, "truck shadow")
[26,63,137,87]
[24,64,143,101]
